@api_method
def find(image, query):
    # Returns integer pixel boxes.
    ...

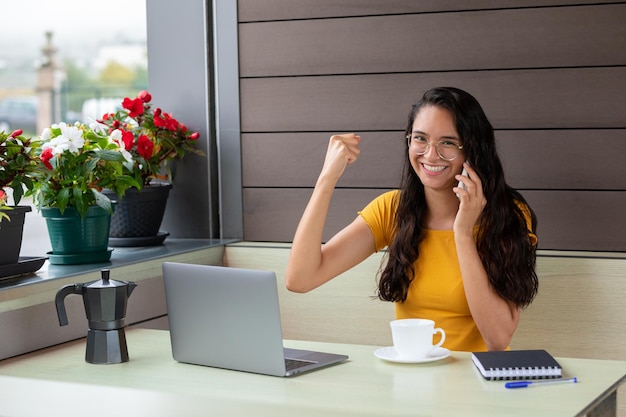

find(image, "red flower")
[10,129,22,138]
[154,112,179,131]
[137,135,154,160]
[40,147,54,170]
[0,189,6,203]
[138,90,152,103]
[96,90,205,188]
[122,97,145,118]
[121,130,134,151]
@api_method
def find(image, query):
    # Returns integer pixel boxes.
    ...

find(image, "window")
[1,0,147,256]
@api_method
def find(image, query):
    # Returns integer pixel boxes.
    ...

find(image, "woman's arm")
[455,233,520,350]
[454,163,520,350]
[285,134,376,293]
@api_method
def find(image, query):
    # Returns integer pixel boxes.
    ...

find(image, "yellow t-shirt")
[358,190,537,352]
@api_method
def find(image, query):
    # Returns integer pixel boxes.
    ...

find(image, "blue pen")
[505,377,578,389]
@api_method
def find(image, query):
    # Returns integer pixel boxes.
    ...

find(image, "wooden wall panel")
[240,68,626,132]
[243,188,384,242]
[242,130,626,190]
[237,1,626,252]
[244,188,626,251]
[238,0,624,22]
[240,4,626,77]
[498,130,626,190]
[241,132,404,188]
[522,191,626,251]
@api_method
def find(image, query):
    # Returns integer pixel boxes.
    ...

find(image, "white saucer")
[374,346,451,364]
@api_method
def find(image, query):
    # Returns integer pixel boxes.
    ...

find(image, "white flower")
[43,137,70,155]
[109,129,134,166]
[109,128,123,144]
[40,127,52,141]
[58,123,85,153]
[89,119,109,134]
[39,122,85,155]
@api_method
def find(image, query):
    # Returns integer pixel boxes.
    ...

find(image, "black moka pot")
[55,269,137,364]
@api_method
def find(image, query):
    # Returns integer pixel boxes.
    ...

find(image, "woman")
[285,87,538,352]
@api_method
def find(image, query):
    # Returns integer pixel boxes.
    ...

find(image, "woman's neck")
[423,188,459,230]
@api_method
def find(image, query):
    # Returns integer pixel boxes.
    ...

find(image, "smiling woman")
[285,87,538,353]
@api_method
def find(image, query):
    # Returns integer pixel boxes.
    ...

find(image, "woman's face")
[408,105,466,193]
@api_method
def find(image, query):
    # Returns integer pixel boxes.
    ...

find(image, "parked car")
[0,96,38,134]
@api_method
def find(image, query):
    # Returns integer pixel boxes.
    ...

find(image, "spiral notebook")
[471,349,562,380]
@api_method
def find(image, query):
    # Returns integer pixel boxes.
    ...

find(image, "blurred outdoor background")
[0,0,147,136]
[1,0,147,255]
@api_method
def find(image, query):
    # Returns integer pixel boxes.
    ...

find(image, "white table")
[0,329,624,417]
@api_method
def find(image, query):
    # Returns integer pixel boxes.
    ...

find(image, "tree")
[62,60,96,114]
[99,61,135,94]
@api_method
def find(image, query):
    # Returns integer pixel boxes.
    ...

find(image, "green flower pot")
[41,206,113,264]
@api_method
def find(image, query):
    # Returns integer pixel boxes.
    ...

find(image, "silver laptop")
[162,262,348,377]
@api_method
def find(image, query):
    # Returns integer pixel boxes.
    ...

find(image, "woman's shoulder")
[359,190,400,251]
[513,199,532,214]
[359,190,399,217]
[376,189,400,202]
[370,190,400,208]
[512,198,538,246]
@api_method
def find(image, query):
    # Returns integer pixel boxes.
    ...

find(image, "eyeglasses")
[407,134,464,161]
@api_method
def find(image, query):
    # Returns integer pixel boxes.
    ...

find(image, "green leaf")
[57,188,70,213]
[73,186,87,217]
[93,189,113,212]
[97,149,126,162]
[12,185,24,205]
[84,156,98,174]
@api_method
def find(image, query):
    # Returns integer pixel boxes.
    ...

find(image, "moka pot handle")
[55,284,84,326]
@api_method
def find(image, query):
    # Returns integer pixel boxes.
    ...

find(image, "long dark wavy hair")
[377,87,538,308]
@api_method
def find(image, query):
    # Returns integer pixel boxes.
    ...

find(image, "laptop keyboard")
[285,358,317,371]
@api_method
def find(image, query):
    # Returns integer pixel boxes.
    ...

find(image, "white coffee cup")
[390,319,446,360]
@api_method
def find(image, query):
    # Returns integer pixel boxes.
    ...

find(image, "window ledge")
[0,238,237,313]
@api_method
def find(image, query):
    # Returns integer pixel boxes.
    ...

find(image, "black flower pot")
[0,205,31,265]
[103,183,172,247]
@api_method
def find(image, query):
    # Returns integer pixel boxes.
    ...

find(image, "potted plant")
[0,129,40,266]
[95,90,204,246]
[31,122,140,264]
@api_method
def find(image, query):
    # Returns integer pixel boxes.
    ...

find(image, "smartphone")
[456,167,468,198]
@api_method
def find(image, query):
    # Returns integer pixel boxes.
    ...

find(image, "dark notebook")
[471,349,562,380]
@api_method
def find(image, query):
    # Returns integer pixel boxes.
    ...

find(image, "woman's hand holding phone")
[456,167,468,198]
